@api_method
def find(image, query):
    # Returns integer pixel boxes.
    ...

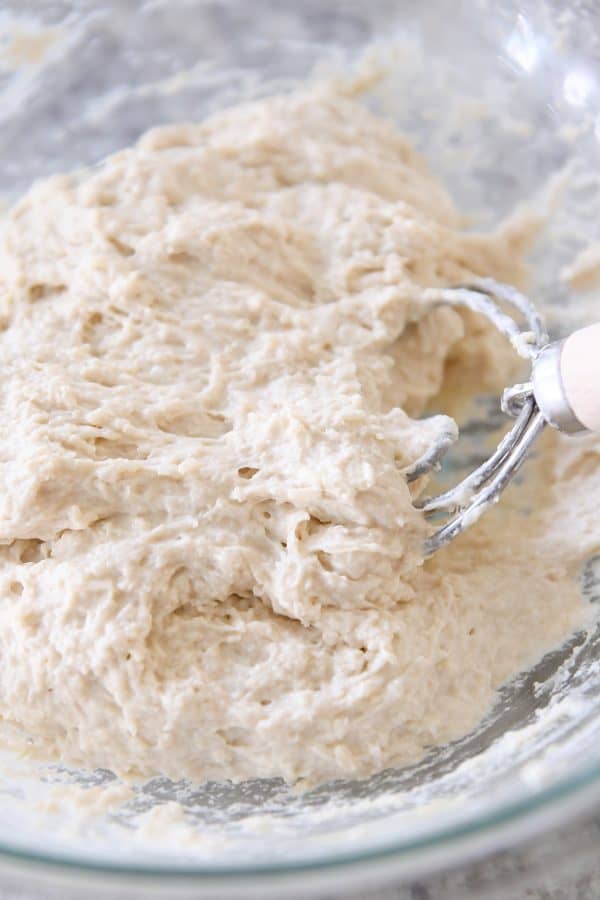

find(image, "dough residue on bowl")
[0,84,595,784]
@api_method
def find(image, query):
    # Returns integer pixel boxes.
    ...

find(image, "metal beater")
[403,278,600,556]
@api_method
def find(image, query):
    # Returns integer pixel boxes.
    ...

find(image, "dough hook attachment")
[403,278,600,556]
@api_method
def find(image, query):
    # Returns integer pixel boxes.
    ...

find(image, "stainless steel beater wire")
[423,279,548,362]
[418,396,535,513]
[423,287,533,352]
[466,278,549,349]
[405,427,458,483]
[405,278,550,550]
[424,406,547,557]
[406,284,540,488]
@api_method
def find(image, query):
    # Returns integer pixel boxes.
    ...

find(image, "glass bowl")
[0,1,599,896]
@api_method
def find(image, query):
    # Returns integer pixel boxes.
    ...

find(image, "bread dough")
[0,85,594,784]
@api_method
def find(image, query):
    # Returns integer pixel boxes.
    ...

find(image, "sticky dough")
[0,86,594,784]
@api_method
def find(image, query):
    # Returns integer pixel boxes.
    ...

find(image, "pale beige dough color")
[0,84,596,784]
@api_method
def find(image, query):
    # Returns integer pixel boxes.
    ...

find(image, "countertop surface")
[362,811,600,900]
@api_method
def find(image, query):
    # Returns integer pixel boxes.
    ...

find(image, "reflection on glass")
[563,70,594,107]
[506,14,540,73]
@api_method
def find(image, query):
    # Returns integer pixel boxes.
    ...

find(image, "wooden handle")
[561,322,600,432]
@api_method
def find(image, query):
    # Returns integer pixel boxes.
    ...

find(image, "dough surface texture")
[0,86,593,783]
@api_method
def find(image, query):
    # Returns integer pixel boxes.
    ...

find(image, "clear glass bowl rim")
[0,759,598,879]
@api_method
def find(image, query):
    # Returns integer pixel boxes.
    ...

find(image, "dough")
[0,85,594,784]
